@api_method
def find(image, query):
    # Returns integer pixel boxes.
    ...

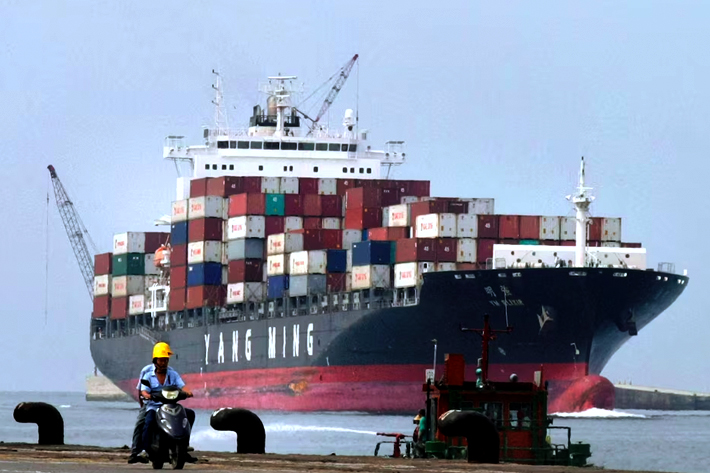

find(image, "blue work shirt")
[140,365,186,411]
[135,364,153,391]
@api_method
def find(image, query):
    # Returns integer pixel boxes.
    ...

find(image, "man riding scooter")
[139,342,197,464]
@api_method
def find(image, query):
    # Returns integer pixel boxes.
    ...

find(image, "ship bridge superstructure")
[164,72,405,183]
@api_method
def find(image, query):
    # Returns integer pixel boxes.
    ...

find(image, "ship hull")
[91,267,688,413]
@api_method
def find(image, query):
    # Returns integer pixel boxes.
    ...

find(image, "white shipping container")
[308,250,327,274]
[227,216,266,240]
[322,217,341,230]
[560,217,576,240]
[113,232,145,255]
[144,254,159,275]
[261,176,280,193]
[345,273,353,292]
[342,229,362,250]
[129,295,145,315]
[227,282,265,304]
[457,238,477,263]
[540,216,560,240]
[436,262,457,272]
[318,178,337,195]
[601,242,621,247]
[221,242,228,266]
[268,233,285,255]
[388,204,410,227]
[351,265,391,289]
[94,275,111,296]
[171,200,188,223]
[602,218,622,242]
[112,275,145,297]
[188,196,224,220]
[401,196,419,204]
[394,262,417,288]
[267,254,287,276]
[289,251,309,275]
[381,208,390,227]
[280,177,299,195]
[187,241,222,264]
[416,213,456,238]
[456,214,478,238]
[284,216,303,232]
[462,198,495,215]
[285,233,304,253]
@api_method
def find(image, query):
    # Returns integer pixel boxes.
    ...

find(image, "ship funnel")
[267,96,278,117]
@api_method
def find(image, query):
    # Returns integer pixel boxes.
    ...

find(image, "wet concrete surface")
[0,443,659,473]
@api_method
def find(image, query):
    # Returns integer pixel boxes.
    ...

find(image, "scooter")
[140,379,191,470]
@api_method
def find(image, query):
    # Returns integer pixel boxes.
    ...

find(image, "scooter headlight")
[162,389,179,400]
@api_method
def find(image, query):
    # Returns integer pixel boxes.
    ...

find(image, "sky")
[0,1,708,392]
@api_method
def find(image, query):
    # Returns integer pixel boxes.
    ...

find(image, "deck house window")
[316,143,328,151]
[329,143,340,151]
[251,142,263,149]
[237,141,249,149]
[298,143,315,151]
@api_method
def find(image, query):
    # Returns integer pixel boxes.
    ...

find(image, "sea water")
[1,392,709,473]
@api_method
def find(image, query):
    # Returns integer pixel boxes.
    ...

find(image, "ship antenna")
[212,69,229,136]
[566,157,595,267]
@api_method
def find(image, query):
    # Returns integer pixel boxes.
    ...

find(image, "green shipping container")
[265,193,285,216]
[520,240,540,245]
[389,241,397,264]
[112,253,145,276]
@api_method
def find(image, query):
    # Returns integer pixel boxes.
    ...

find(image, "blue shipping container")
[267,275,289,299]
[187,263,222,287]
[352,241,392,266]
[326,249,348,273]
[171,221,189,246]
[361,229,369,241]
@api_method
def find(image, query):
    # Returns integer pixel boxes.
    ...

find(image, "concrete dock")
[85,375,131,402]
[0,443,664,473]
[614,384,710,410]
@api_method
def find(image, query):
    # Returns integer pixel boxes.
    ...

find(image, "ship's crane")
[295,54,359,135]
[47,165,96,300]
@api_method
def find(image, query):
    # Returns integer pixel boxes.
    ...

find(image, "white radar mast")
[566,157,595,267]
[259,75,301,138]
[212,69,229,136]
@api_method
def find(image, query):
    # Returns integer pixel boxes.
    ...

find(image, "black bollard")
[13,402,64,445]
[437,410,499,463]
[210,408,265,454]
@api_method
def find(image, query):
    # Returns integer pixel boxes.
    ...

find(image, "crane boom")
[309,54,358,134]
[47,165,95,300]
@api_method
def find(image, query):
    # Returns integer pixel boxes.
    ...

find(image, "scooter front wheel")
[169,442,186,470]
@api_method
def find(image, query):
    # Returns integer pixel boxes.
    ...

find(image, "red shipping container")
[229,193,266,217]
[501,239,519,245]
[520,216,541,240]
[304,217,322,229]
[380,187,401,207]
[622,242,643,248]
[409,201,448,224]
[145,232,170,253]
[477,215,499,239]
[336,178,359,195]
[409,180,431,197]
[186,285,226,309]
[303,229,343,250]
[321,195,343,217]
[300,177,319,195]
[499,215,521,239]
[170,265,187,289]
[303,194,322,216]
[206,176,244,197]
[358,179,380,188]
[110,296,128,320]
[284,194,304,216]
[326,273,347,292]
[93,295,111,318]
[436,238,457,262]
[396,238,436,263]
[228,259,263,283]
[542,240,560,246]
[189,218,223,242]
[265,216,285,236]
[447,201,469,214]
[94,253,112,275]
[242,177,262,193]
[588,217,603,241]
[344,207,382,230]
[560,240,576,246]
[368,227,409,241]
[346,187,381,209]
[190,178,208,198]
[168,287,186,312]
[477,239,497,263]
[171,244,188,267]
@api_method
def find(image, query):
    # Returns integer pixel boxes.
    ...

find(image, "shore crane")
[47,165,96,300]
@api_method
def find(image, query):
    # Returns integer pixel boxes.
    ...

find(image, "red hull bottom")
[118,363,611,413]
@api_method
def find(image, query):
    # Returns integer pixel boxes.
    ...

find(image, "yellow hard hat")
[153,342,173,359]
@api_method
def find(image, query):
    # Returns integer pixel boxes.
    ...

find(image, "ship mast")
[567,157,595,267]
[212,69,228,136]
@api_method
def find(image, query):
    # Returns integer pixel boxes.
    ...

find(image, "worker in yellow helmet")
[130,342,196,464]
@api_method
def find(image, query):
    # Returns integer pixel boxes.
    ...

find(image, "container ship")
[89,68,689,413]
